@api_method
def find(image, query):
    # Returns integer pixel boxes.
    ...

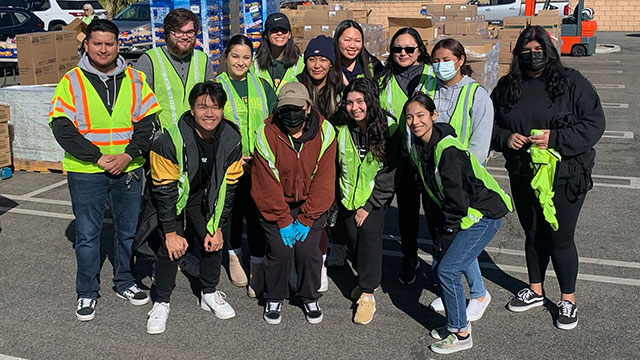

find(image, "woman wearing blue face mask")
[427,38,495,322]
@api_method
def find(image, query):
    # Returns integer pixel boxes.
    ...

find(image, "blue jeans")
[432,258,486,300]
[67,168,142,299]
[434,217,502,332]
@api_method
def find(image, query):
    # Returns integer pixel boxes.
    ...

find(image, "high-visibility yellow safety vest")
[251,56,304,95]
[81,14,97,25]
[216,72,269,157]
[410,135,513,229]
[336,117,395,211]
[147,47,208,130]
[379,64,437,152]
[448,82,479,149]
[49,66,161,173]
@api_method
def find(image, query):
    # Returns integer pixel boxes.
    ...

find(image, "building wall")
[327,0,640,32]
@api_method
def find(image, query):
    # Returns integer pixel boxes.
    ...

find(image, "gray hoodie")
[433,75,493,163]
[77,53,127,111]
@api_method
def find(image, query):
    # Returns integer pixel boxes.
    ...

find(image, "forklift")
[525,0,597,56]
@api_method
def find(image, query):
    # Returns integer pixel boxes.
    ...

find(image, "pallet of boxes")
[0,30,79,174]
[0,105,10,178]
[281,5,386,60]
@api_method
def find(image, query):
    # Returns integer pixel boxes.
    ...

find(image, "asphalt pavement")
[0,32,639,359]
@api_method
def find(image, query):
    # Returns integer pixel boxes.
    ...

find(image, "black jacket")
[491,69,605,182]
[416,123,509,251]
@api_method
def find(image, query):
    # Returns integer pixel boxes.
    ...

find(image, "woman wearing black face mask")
[491,25,605,331]
[251,82,337,325]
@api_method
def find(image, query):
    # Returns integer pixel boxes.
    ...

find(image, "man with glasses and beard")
[135,8,214,278]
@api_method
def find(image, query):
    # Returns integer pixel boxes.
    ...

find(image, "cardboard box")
[352,10,368,24]
[388,17,435,42]
[54,31,78,63]
[499,51,513,64]
[291,24,305,39]
[16,33,56,68]
[0,105,9,123]
[304,10,329,25]
[503,16,529,29]
[63,18,88,43]
[57,59,78,79]
[303,25,332,40]
[0,106,10,167]
[498,28,523,41]
[530,15,560,28]
[537,9,558,17]
[328,10,353,25]
[18,63,59,85]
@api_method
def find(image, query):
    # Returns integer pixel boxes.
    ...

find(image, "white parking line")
[486,167,640,189]
[0,207,74,220]
[0,354,28,360]
[1,194,72,206]
[602,130,634,139]
[601,103,629,108]
[22,180,68,198]
[580,70,624,74]
[594,84,626,90]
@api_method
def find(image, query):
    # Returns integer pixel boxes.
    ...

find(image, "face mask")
[433,60,458,81]
[521,51,546,72]
[278,108,307,128]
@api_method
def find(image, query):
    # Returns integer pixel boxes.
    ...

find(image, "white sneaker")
[429,297,445,312]
[318,265,329,292]
[201,291,236,319]
[147,302,170,335]
[76,298,96,321]
[466,291,491,322]
[327,244,347,267]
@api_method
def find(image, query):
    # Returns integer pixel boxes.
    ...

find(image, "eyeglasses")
[391,46,418,54]
[170,29,197,38]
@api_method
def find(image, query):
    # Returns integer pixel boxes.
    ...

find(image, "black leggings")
[510,176,585,294]
[224,173,264,258]
[396,156,422,260]
[333,204,386,294]
[154,191,222,303]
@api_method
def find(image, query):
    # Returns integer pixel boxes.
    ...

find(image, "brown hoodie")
[251,110,337,228]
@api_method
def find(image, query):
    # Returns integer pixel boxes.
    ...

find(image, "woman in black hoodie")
[405,93,511,355]
[491,26,605,331]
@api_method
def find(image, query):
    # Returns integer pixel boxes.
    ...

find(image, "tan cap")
[276,82,311,108]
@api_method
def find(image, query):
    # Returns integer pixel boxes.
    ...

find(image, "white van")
[26,0,106,30]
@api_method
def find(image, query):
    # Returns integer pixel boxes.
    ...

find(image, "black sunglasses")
[391,46,418,54]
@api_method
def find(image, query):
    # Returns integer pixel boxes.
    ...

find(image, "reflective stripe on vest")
[336,124,384,210]
[216,72,269,156]
[252,56,304,94]
[149,48,208,129]
[449,83,479,148]
[49,67,160,173]
[410,135,513,229]
[380,64,437,152]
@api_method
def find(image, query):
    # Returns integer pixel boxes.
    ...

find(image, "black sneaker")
[264,300,283,325]
[555,300,578,330]
[507,288,545,312]
[76,298,96,321]
[178,253,200,278]
[399,257,420,285]
[304,301,323,324]
[116,284,150,306]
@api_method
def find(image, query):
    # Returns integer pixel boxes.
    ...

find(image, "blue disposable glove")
[279,223,297,248]
[293,220,311,242]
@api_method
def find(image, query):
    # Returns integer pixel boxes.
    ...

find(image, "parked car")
[111,0,152,56]
[467,0,570,24]
[0,6,44,41]
[22,0,106,31]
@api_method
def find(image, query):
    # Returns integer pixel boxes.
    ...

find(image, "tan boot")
[228,252,248,287]
[247,261,264,298]
[354,294,376,325]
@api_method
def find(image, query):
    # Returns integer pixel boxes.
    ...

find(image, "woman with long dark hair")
[405,93,511,354]
[216,34,277,298]
[376,27,437,285]
[331,78,401,325]
[333,20,384,86]
[252,12,304,94]
[491,26,605,330]
[426,38,495,321]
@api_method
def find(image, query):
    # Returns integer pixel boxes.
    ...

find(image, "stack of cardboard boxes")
[16,31,79,85]
[0,105,10,168]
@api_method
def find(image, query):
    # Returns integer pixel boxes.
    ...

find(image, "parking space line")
[22,180,68,198]
[0,207,74,220]
[594,84,626,90]
[580,70,624,74]
[0,354,28,360]
[601,103,629,108]
[1,194,72,206]
[602,130,634,139]
[486,167,640,189]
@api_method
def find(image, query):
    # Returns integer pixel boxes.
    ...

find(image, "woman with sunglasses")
[376,27,437,285]
[216,34,277,298]
[333,20,384,86]
[331,78,401,325]
[426,38,495,321]
[405,93,511,354]
[492,26,604,330]
[252,12,305,94]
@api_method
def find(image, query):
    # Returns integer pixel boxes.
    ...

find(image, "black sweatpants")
[333,204,386,294]
[396,156,422,260]
[224,173,264,258]
[510,175,585,294]
[261,205,326,303]
[154,191,222,303]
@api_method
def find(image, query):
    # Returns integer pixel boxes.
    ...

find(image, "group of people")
[49,8,605,355]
